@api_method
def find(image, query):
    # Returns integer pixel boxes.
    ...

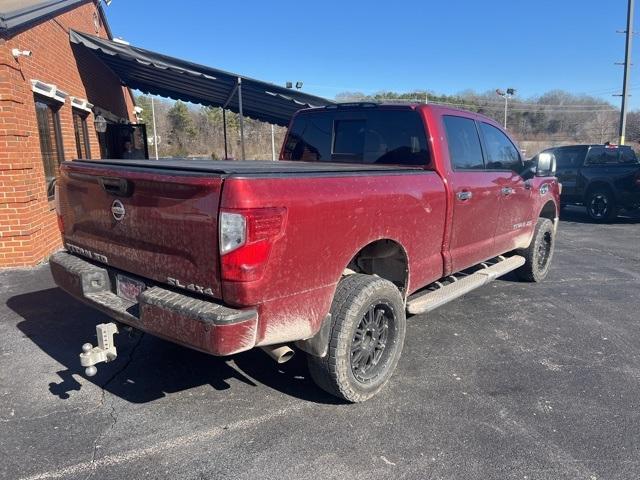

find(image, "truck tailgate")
[57,161,223,298]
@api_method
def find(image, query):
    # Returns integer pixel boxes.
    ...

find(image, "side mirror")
[521,159,536,180]
[536,152,556,177]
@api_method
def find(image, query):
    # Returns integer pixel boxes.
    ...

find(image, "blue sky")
[105,0,639,107]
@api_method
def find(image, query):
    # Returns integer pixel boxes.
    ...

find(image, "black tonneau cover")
[67,159,424,176]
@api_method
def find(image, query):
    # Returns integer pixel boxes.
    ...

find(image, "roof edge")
[69,29,334,108]
[96,1,113,39]
[69,29,334,126]
[0,0,91,33]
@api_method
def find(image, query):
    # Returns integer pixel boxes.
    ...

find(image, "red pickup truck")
[50,103,560,402]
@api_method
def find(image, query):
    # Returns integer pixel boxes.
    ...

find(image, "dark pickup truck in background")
[535,144,640,221]
[50,103,559,402]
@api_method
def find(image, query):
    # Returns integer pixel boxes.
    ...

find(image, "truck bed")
[71,159,423,176]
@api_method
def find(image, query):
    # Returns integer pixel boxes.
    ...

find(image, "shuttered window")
[35,96,64,200]
[72,109,91,159]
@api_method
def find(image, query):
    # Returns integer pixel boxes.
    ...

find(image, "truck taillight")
[220,208,286,282]
[54,183,64,234]
[220,212,246,254]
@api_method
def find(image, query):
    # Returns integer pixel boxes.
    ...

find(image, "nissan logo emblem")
[111,199,125,221]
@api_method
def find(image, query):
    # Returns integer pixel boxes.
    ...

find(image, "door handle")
[456,191,472,201]
[99,177,132,197]
[501,187,514,196]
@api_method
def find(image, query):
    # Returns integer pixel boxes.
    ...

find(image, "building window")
[34,96,64,200]
[73,109,91,159]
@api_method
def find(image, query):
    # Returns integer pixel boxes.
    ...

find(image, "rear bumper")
[49,251,258,356]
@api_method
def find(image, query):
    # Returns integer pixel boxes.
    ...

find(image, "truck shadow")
[560,206,640,224]
[7,287,340,405]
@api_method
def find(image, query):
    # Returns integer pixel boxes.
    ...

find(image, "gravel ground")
[1,206,639,480]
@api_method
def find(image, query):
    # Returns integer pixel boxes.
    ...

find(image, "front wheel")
[307,274,406,403]
[515,217,555,282]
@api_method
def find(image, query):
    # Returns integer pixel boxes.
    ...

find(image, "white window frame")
[31,79,68,104]
[70,96,94,113]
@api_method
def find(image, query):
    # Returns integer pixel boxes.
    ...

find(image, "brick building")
[0,0,137,267]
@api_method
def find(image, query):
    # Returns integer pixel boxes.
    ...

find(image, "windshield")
[282,109,430,167]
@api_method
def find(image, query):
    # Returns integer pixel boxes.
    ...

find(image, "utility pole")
[495,88,516,129]
[619,0,634,145]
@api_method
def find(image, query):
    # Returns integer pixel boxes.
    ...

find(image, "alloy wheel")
[589,194,609,219]
[536,231,552,270]
[350,302,395,383]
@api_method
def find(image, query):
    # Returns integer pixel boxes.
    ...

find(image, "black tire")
[307,274,406,403]
[586,188,618,222]
[515,218,555,282]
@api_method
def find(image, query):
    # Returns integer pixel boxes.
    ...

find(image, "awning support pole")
[222,84,239,109]
[271,124,276,161]
[222,108,228,160]
[237,77,245,160]
[151,96,159,160]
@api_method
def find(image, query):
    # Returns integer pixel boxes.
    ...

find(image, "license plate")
[116,274,146,303]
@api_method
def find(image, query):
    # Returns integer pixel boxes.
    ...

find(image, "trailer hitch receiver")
[80,323,119,377]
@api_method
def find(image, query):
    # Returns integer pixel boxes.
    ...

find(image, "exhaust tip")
[277,348,295,364]
[261,344,295,364]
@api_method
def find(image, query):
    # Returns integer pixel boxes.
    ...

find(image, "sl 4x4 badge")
[539,183,550,195]
[167,277,214,297]
[512,220,533,230]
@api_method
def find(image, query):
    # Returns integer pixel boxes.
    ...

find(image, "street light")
[495,88,516,128]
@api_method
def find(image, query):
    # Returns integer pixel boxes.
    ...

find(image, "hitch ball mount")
[80,323,119,377]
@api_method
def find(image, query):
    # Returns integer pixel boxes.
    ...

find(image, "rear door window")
[478,122,522,172]
[442,115,484,170]
[554,147,585,168]
[282,109,430,166]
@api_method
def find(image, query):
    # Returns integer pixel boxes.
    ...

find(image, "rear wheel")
[307,274,406,403]
[586,189,618,222]
[515,218,555,282]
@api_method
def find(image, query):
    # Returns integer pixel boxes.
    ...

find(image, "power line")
[311,79,640,108]
[369,97,619,112]
[371,95,617,108]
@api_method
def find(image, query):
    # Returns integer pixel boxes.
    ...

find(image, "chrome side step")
[406,255,525,315]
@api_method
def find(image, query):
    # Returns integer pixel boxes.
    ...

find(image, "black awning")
[69,30,333,126]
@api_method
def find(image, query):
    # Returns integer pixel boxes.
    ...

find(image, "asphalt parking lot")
[1,206,639,480]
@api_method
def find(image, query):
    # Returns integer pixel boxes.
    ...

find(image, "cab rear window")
[586,146,639,165]
[282,109,430,166]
